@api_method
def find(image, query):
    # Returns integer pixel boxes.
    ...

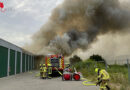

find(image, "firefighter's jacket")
[42,67,47,72]
[98,69,110,80]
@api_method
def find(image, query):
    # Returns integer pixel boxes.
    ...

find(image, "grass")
[73,59,130,90]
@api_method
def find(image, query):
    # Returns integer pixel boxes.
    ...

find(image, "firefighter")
[47,64,52,79]
[42,64,47,79]
[40,64,43,78]
[95,68,110,90]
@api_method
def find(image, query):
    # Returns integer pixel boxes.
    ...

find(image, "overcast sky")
[0,0,64,46]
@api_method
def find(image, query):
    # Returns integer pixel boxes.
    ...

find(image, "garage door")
[9,49,15,75]
[16,51,21,74]
[26,54,28,71]
[29,55,31,70]
[0,46,8,78]
[22,53,25,72]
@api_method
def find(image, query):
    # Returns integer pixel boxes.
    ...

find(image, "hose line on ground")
[55,67,63,76]
[35,67,63,77]
[35,73,40,77]
[82,78,96,86]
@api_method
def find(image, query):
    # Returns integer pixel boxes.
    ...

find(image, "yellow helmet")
[48,64,52,66]
[95,68,99,73]
[43,64,46,66]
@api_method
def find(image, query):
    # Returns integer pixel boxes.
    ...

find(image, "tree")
[89,54,105,62]
[69,55,82,65]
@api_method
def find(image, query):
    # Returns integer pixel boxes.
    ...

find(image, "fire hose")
[36,67,96,86]
[35,67,63,77]
[56,67,96,86]
[35,73,40,77]
[81,78,96,86]
[55,67,63,76]
[74,67,96,86]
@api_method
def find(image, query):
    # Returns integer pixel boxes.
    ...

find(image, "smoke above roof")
[25,0,130,57]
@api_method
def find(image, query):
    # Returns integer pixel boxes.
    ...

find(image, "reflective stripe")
[48,67,52,74]
[55,67,62,75]
[47,58,50,65]
[60,58,63,68]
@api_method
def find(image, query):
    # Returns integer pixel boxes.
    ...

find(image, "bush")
[69,55,82,65]
[89,54,106,62]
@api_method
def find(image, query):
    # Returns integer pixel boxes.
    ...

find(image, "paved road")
[0,71,99,90]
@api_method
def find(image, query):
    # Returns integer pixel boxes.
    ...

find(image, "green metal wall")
[26,54,28,71]
[0,45,34,78]
[22,53,25,72]
[29,55,31,70]
[32,56,34,69]
[31,56,33,70]
[9,49,15,75]
[16,52,21,74]
[0,46,8,78]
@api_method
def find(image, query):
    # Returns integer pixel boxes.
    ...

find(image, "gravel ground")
[0,71,99,90]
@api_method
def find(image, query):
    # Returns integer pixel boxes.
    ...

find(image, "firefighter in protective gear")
[95,68,110,90]
[42,64,47,79]
[47,64,52,79]
[40,64,43,78]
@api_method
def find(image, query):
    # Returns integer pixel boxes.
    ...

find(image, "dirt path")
[0,71,99,90]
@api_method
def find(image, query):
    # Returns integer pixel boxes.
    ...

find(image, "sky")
[0,0,64,46]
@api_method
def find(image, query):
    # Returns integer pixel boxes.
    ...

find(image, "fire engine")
[45,54,64,75]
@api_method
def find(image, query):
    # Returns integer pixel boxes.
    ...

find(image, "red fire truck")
[45,54,64,75]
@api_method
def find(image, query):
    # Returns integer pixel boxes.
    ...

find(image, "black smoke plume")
[26,0,130,56]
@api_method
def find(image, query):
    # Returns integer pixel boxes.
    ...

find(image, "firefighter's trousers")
[100,79,110,90]
[43,71,47,78]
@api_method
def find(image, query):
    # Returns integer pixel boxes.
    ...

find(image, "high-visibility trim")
[55,67,63,76]
[60,58,63,68]
[62,56,64,69]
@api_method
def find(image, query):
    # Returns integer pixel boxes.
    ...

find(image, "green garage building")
[0,38,35,78]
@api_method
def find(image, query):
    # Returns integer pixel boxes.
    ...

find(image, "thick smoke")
[26,0,130,56]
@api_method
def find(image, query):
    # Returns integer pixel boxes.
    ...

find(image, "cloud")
[0,0,64,47]
[0,27,32,46]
